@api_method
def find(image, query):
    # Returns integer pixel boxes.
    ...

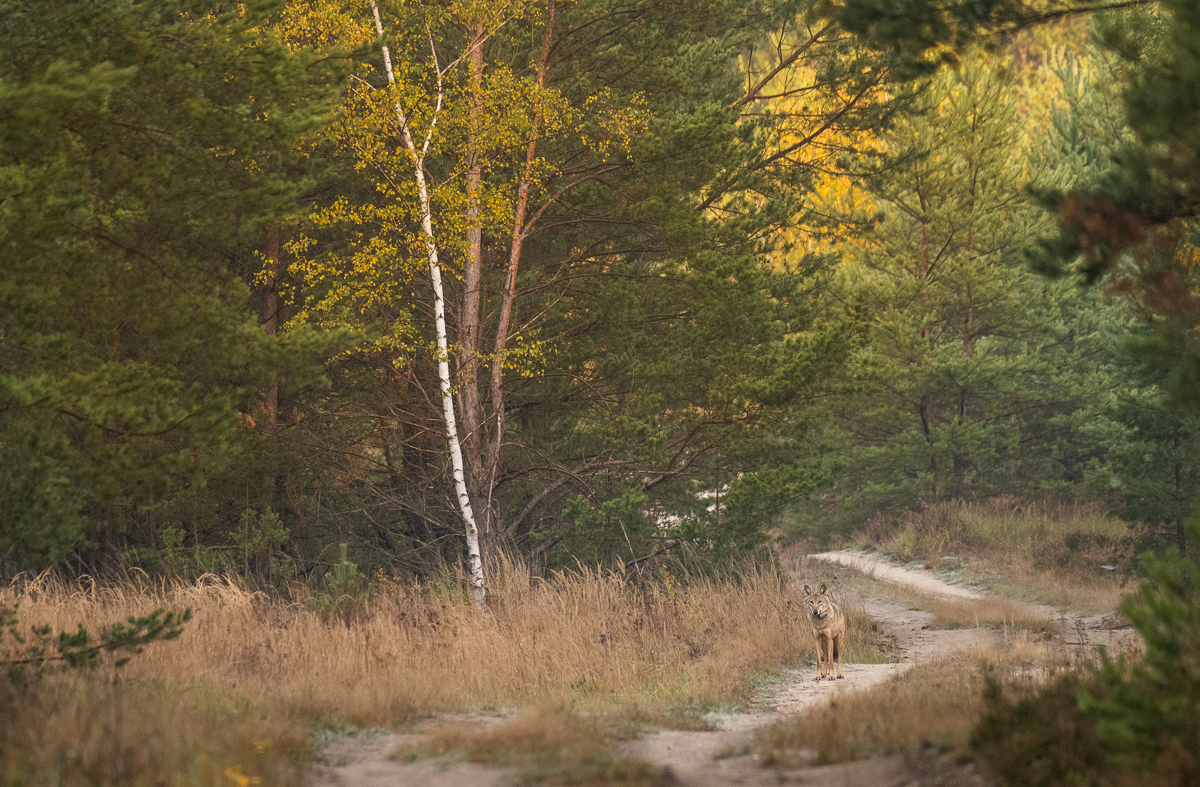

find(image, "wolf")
[802,583,845,681]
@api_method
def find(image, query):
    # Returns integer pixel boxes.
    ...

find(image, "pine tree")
[0,0,344,569]
[830,49,1109,512]
[840,0,1200,409]
[278,0,895,570]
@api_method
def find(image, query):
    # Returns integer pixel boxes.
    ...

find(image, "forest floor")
[306,551,1134,787]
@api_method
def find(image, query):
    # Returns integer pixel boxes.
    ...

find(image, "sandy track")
[308,550,1103,787]
[809,550,985,599]
[812,550,1134,653]
[311,727,505,787]
[615,553,998,787]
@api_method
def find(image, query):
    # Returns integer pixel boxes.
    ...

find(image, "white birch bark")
[370,0,488,611]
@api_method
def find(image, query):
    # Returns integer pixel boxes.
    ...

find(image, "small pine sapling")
[1,603,192,684]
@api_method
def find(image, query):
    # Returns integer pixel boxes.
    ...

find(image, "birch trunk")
[370,0,487,610]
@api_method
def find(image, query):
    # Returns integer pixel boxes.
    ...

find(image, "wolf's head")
[802,584,832,619]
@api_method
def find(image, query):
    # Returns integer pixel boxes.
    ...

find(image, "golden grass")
[928,597,1054,635]
[0,673,316,787]
[758,635,1078,767]
[397,708,671,787]
[1,558,838,785]
[852,497,1132,612]
[760,656,985,765]
[4,561,862,715]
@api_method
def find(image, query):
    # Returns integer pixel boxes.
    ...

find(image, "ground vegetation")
[5,0,1200,783]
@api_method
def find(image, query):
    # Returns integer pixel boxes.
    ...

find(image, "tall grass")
[1,674,315,787]
[758,631,1090,767]
[853,497,1132,611]
[1,558,842,786]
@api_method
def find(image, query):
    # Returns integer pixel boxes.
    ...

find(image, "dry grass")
[1,558,840,786]
[928,597,1054,635]
[852,497,1132,612]
[0,672,316,787]
[758,634,1082,767]
[397,708,671,786]
[3,560,863,716]
[836,595,891,665]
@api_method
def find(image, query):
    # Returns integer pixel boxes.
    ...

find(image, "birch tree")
[367,0,488,609]
[281,0,901,572]
[284,0,641,570]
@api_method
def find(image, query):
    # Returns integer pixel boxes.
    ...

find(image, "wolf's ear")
[819,583,827,594]
[802,585,813,595]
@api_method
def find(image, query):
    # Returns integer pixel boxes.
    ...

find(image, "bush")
[1077,514,1200,785]
[305,543,368,620]
[972,510,1200,786]
[972,669,1113,787]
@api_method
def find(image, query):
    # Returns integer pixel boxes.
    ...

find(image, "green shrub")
[972,669,1112,787]
[306,543,368,620]
[2,603,191,684]
[972,509,1200,786]
[1077,513,1200,784]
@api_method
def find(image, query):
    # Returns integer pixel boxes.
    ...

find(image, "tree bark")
[456,1,557,567]
[258,222,282,579]
[370,0,487,611]
[456,21,497,568]
[1175,419,1186,554]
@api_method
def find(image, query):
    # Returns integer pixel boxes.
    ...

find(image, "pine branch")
[2,606,192,672]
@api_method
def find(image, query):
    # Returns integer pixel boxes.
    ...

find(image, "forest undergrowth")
[0,502,1165,786]
[0,557,876,787]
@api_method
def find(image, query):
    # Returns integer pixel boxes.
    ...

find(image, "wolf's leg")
[835,631,844,679]
[812,633,826,680]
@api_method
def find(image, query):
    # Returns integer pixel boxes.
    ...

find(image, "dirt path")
[614,553,1000,787]
[813,550,1134,653]
[307,550,1114,787]
[810,550,985,599]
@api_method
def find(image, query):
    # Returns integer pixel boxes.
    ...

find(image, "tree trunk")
[456,2,557,569]
[456,21,497,568]
[1175,419,1186,554]
[484,0,556,551]
[919,396,937,475]
[370,0,487,611]
[258,222,282,579]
